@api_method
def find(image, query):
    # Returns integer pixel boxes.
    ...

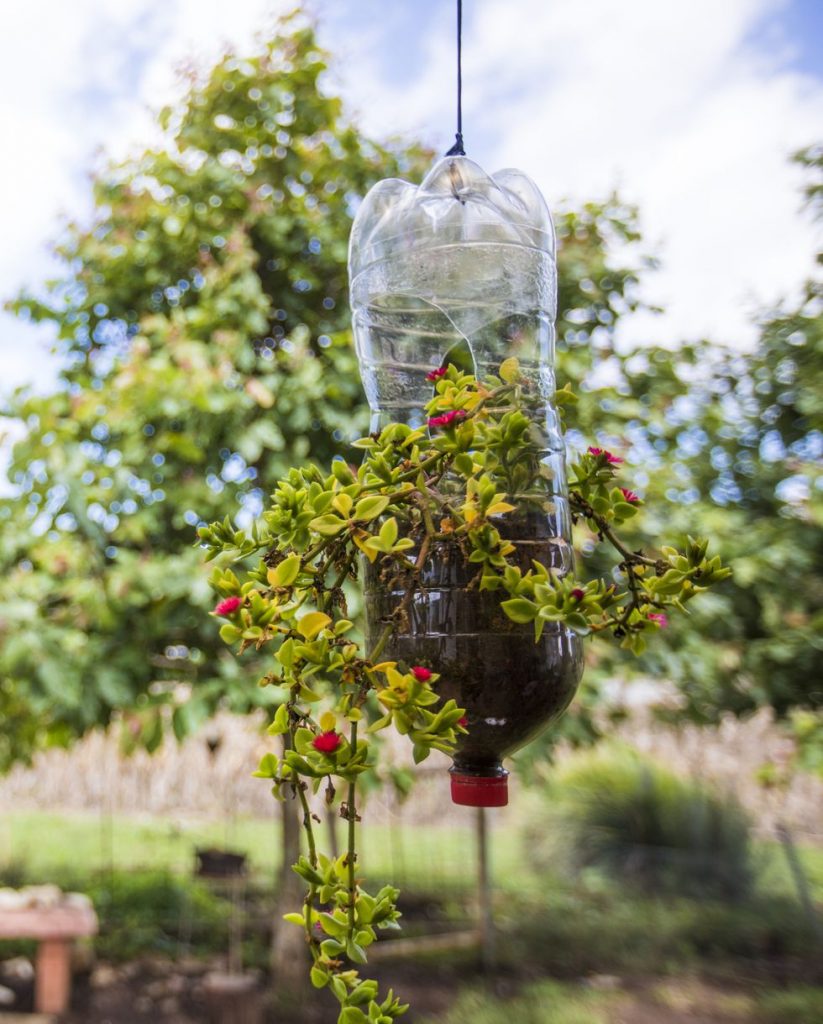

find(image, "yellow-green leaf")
[332,492,354,516]
[501,598,538,623]
[267,703,290,735]
[268,554,301,588]
[309,514,347,536]
[297,611,332,639]
[299,684,323,702]
[499,356,521,382]
[252,752,279,778]
[378,517,399,547]
[354,495,389,522]
[354,535,380,563]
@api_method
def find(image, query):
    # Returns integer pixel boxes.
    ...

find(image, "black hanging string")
[445,0,465,156]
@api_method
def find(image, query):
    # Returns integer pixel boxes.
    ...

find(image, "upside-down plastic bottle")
[349,156,584,807]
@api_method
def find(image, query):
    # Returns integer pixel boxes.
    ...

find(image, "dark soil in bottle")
[363,519,584,776]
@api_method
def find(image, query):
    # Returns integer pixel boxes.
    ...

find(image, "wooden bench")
[0,904,98,1014]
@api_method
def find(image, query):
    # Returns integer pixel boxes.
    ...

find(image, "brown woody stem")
[346,721,358,935]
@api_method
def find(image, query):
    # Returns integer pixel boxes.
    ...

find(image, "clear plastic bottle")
[349,156,584,806]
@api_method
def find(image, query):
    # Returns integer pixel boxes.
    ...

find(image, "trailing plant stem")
[290,719,320,952]
[296,777,319,869]
[346,720,358,933]
[570,491,657,568]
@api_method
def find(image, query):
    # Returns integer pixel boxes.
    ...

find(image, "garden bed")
[0,956,817,1023]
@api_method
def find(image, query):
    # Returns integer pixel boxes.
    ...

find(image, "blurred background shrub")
[535,746,753,901]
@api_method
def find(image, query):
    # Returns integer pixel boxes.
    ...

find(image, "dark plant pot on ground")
[195,850,248,880]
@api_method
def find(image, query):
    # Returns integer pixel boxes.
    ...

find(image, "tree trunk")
[270,742,308,994]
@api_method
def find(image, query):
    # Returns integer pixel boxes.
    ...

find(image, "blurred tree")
[0,15,434,769]
[633,289,823,727]
[519,146,823,772]
[0,25,650,771]
[611,150,821,728]
[2,10,817,782]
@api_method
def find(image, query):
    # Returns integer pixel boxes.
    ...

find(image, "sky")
[0,0,821,408]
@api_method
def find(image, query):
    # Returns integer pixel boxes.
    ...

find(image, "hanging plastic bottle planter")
[349,155,585,806]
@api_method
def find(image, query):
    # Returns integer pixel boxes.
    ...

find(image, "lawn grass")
[755,985,823,1023]
[757,835,823,903]
[419,980,619,1024]
[0,809,282,881]
[0,809,526,893]
[4,809,820,901]
[420,978,823,1024]
[1,810,821,998]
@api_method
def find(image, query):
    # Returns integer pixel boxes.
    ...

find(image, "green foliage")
[0,15,431,769]
[0,12,679,777]
[86,870,232,960]
[543,746,753,900]
[790,710,823,776]
[518,147,823,769]
[420,981,613,1024]
[756,986,823,1024]
[1,812,820,991]
[5,805,819,906]
[502,882,820,980]
[629,292,823,727]
[0,866,234,963]
[2,4,818,778]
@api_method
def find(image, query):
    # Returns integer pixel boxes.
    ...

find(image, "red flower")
[588,446,623,464]
[410,666,432,682]
[458,716,468,728]
[312,731,342,754]
[214,596,242,616]
[571,588,586,601]
[619,487,640,504]
[426,367,447,381]
[647,612,668,628]
[428,409,466,429]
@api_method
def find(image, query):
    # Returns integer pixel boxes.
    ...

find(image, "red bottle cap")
[450,771,509,807]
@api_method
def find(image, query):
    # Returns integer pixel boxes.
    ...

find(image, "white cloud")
[329,0,823,349]
[0,0,290,400]
[1,0,821,413]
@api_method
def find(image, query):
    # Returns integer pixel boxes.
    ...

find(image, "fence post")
[476,807,496,969]
[776,820,822,942]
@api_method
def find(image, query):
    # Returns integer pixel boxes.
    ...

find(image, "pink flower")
[571,588,586,601]
[426,367,447,381]
[647,612,668,628]
[428,410,466,429]
[458,716,468,728]
[588,446,623,464]
[411,666,432,682]
[214,596,242,616]
[312,731,342,754]
[619,487,640,504]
